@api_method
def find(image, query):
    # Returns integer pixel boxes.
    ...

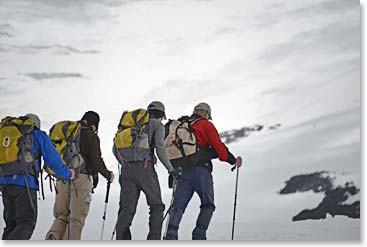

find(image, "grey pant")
[1,184,37,240]
[115,162,165,240]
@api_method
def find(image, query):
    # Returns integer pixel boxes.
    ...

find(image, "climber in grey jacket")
[115,101,180,240]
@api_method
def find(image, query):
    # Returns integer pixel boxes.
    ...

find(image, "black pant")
[115,162,165,240]
[1,184,37,240]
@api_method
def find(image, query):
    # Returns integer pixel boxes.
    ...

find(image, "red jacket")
[191,115,236,164]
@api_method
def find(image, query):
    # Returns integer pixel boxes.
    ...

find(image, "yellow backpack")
[113,109,151,163]
[0,116,38,176]
[45,121,84,177]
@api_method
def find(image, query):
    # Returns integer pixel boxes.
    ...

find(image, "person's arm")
[153,122,175,173]
[89,134,113,180]
[35,130,72,179]
[206,122,236,165]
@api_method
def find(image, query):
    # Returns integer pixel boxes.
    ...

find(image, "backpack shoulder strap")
[189,117,205,126]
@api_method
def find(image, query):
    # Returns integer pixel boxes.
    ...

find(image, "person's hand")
[108,172,115,183]
[234,156,242,168]
[70,169,76,180]
[169,167,182,180]
[92,174,99,189]
[168,174,173,189]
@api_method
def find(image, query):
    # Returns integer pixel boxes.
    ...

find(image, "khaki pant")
[46,174,92,240]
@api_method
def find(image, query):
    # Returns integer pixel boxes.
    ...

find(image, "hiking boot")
[147,233,161,240]
[46,234,56,240]
[163,229,178,240]
[192,227,207,240]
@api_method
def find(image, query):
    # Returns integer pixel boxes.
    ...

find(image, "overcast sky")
[0,0,361,241]
[0,0,360,127]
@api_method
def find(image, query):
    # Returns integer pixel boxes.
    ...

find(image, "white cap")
[194,102,212,120]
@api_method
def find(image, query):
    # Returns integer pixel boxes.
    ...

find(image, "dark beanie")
[81,111,100,130]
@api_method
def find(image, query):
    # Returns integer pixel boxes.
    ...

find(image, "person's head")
[25,113,41,129]
[81,111,100,132]
[147,101,166,120]
[193,102,212,120]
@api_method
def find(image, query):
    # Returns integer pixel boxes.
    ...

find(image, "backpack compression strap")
[173,117,204,157]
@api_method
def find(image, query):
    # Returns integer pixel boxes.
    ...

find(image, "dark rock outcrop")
[219,125,264,144]
[279,172,333,194]
[280,172,360,221]
[269,123,281,130]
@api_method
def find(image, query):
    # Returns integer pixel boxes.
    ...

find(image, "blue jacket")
[0,129,71,190]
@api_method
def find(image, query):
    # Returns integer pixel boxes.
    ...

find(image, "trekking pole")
[163,204,172,221]
[67,179,71,240]
[100,181,111,240]
[111,225,116,240]
[163,177,177,239]
[110,163,121,240]
[163,174,175,221]
[231,166,240,240]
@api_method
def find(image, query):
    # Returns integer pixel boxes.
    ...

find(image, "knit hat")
[81,111,100,131]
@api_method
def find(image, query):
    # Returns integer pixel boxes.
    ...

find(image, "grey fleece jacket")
[149,118,174,173]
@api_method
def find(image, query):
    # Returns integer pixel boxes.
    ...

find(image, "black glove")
[92,174,99,193]
[169,167,182,180]
[168,174,173,189]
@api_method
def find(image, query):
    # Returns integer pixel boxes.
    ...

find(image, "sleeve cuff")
[227,152,237,165]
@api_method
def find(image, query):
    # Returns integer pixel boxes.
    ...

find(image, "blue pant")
[166,167,215,240]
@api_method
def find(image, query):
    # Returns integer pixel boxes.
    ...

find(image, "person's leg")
[115,167,140,240]
[1,185,16,240]
[114,204,132,240]
[139,166,165,240]
[45,180,69,240]
[165,170,195,240]
[5,185,37,240]
[68,174,92,240]
[192,167,215,240]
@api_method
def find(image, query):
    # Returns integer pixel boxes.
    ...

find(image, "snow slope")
[20,105,359,240]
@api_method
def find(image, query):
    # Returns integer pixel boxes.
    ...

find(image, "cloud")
[261,86,296,96]
[0,32,12,38]
[0,43,99,55]
[0,23,14,30]
[19,72,84,81]
[213,26,238,36]
[249,0,358,33]
[288,0,357,18]
[0,23,14,38]
[258,20,359,65]
[0,0,119,31]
